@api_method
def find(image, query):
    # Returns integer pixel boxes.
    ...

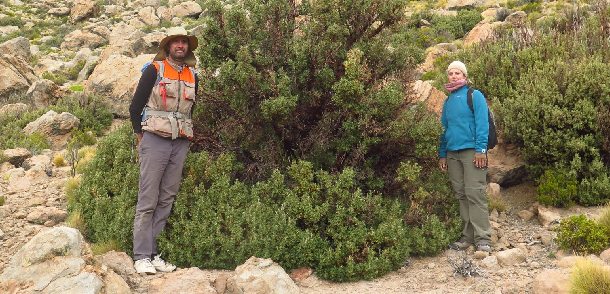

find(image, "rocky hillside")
[1,0,609,293]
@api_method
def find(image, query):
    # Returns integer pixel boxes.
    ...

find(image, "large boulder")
[70,0,100,23]
[0,54,38,98]
[226,256,299,294]
[0,36,31,61]
[26,79,68,109]
[23,110,80,150]
[172,1,202,18]
[60,30,107,51]
[85,54,155,117]
[0,227,130,293]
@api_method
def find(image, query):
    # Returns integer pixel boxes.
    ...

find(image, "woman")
[438,61,492,252]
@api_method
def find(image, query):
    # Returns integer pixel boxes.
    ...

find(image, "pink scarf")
[445,79,468,92]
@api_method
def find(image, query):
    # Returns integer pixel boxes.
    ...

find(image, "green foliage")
[69,85,85,92]
[75,0,461,282]
[0,16,21,26]
[450,3,610,206]
[537,169,577,207]
[555,214,610,255]
[570,258,610,294]
[430,10,483,40]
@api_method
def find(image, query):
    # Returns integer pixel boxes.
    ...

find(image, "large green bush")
[73,0,460,282]
[446,2,610,206]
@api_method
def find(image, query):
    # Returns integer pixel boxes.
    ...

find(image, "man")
[129,27,199,274]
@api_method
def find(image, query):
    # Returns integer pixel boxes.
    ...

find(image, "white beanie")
[447,61,467,77]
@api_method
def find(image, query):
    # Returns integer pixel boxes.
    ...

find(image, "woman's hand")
[439,158,447,172]
[473,153,487,168]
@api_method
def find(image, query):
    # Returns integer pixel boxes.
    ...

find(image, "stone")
[537,206,561,227]
[226,256,299,294]
[2,148,31,167]
[149,267,217,294]
[532,269,569,294]
[70,0,100,23]
[0,36,31,61]
[517,210,535,221]
[496,248,527,266]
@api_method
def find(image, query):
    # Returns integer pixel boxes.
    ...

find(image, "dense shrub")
[447,2,610,206]
[536,169,577,207]
[74,0,460,282]
[555,214,610,255]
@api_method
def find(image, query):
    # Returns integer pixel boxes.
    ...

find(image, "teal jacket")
[439,85,489,158]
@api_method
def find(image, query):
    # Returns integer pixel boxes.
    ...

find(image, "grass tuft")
[570,257,610,294]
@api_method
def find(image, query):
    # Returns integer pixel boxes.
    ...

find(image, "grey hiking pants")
[133,131,189,261]
[447,149,492,245]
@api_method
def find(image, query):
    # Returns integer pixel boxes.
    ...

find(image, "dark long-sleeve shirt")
[128,64,199,133]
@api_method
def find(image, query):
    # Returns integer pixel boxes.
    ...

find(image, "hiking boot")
[151,255,176,272]
[449,236,473,250]
[476,243,491,253]
[134,258,156,274]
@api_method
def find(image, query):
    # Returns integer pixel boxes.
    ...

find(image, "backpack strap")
[466,87,475,113]
[153,61,165,85]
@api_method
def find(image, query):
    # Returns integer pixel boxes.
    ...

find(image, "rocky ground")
[0,142,605,293]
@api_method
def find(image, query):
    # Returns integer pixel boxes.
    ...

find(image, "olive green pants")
[447,149,492,245]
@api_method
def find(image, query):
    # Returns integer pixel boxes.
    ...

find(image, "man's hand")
[473,153,487,168]
[439,158,447,172]
[136,132,143,146]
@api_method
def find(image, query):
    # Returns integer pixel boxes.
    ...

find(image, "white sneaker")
[134,258,156,274]
[151,255,176,272]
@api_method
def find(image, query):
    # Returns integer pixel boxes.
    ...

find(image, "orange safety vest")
[141,60,196,139]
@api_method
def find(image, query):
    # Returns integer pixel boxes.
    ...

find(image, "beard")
[168,50,187,63]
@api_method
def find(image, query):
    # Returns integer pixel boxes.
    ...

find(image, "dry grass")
[570,257,610,294]
[488,196,507,212]
[75,146,96,174]
[91,239,122,255]
[65,209,86,236]
[596,202,610,231]
[64,176,81,207]
[53,153,67,167]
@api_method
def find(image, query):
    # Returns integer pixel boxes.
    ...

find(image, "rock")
[505,11,527,25]
[226,256,299,294]
[537,206,561,227]
[496,248,526,266]
[25,79,64,109]
[26,206,68,225]
[149,267,217,294]
[70,0,100,23]
[486,183,500,199]
[487,143,528,187]
[60,30,107,51]
[289,266,313,282]
[0,36,31,61]
[172,1,202,17]
[464,21,496,47]
[48,7,71,16]
[532,269,569,294]
[445,0,479,10]
[0,54,38,98]
[214,273,230,294]
[600,248,610,263]
[138,6,160,26]
[0,103,28,117]
[481,255,500,270]
[2,148,31,167]
[95,250,136,276]
[557,255,603,269]
[517,210,535,221]
[85,54,156,117]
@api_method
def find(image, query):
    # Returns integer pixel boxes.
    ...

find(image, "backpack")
[141,61,165,85]
[466,87,498,150]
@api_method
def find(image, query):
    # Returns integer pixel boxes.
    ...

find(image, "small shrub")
[91,239,122,255]
[488,196,507,212]
[53,154,67,167]
[537,170,577,207]
[420,71,437,81]
[570,258,610,294]
[495,7,512,21]
[0,195,4,206]
[555,214,610,255]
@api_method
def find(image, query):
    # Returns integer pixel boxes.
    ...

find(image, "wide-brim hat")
[154,27,199,67]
